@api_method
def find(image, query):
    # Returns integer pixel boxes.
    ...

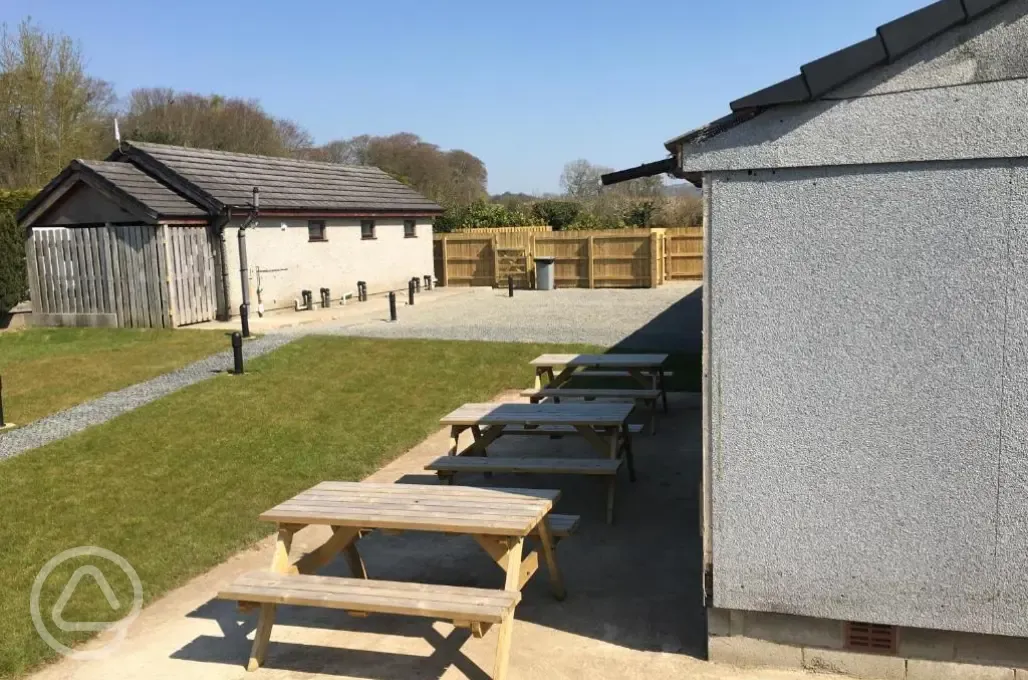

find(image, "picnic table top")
[440,402,634,427]
[259,481,559,537]
[529,353,669,368]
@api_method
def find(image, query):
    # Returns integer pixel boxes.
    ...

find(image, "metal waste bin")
[534,256,556,290]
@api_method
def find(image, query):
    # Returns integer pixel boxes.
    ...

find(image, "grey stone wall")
[708,159,1028,636]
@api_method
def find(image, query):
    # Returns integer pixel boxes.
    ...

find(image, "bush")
[0,189,36,315]
[530,200,580,230]
[433,200,545,231]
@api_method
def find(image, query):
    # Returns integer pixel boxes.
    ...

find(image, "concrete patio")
[27,390,818,680]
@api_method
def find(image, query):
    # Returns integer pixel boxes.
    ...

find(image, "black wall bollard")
[357,281,367,302]
[239,303,250,338]
[320,287,330,308]
[425,275,432,290]
[508,275,514,297]
[0,375,6,427]
[408,279,416,306]
[388,291,397,321]
[231,332,244,374]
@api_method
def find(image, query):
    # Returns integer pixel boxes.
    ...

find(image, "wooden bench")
[520,387,661,433]
[220,572,520,676]
[426,457,626,523]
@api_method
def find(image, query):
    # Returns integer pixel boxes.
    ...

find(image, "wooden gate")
[165,226,217,326]
[26,224,218,328]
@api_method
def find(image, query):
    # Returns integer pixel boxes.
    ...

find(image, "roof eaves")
[71,160,160,222]
[16,165,76,224]
[666,0,1014,154]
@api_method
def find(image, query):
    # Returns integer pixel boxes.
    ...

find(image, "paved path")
[0,334,295,461]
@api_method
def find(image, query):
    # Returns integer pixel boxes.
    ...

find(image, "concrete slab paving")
[27,392,820,680]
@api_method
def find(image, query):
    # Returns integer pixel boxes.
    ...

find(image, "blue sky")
[2,0,929,194]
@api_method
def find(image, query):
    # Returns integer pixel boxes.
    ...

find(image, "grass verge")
[0,335,598,677]
[0,328,229,425]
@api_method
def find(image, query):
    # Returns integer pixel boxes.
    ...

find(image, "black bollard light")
[425,275,432,290]
[231,332,244,374]
[508,275,514,298]
[0,374,6,427]
[408,279,415,306]
[388,291,397,321]
[239,303,250,338]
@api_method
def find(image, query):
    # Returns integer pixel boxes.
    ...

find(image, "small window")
[308,220,326,242]
[361,219,376,240]
[404,219,417,238]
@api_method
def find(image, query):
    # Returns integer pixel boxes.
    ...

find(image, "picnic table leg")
[448,425,464,456]
[535,519,566,600]
[658,368,669,414]
[248,524,296,671]
[534,367,546,389]
[493,537,524,680]
[620,426,636,482]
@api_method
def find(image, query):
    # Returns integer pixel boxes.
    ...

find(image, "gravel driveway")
[284,283,702,350]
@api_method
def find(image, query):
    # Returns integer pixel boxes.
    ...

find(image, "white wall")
[221,217,433,313]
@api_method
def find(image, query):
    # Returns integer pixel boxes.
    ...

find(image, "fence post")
[587,235,595,289]
[440,236,449,287]
[492,235,499,287]
[649,231,660,288]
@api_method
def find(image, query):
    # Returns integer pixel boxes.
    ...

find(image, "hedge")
[0,189,38,315]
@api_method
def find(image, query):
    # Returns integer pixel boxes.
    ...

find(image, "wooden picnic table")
[530,353,670,412]
[223,481,567,679]
[440,401,635,465]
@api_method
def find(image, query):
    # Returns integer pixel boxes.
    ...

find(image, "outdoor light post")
[231,332,244,374]
[388,292,397,321]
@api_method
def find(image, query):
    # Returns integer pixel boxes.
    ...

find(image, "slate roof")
[663,0,1012,151]
[77,160,205,217]
[117,141,444,214]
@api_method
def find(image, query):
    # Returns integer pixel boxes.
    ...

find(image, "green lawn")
[0,328,229,425]
[0,336,603,678]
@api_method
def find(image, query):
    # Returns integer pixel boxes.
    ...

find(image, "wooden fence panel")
[665,226,703,280]
[27,225,174,328]
[432,226,703,289]
[165,226,217,326]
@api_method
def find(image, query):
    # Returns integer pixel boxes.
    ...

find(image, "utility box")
[534,256,556,290]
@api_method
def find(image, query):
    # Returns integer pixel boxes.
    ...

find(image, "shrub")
[530,200,580,231]
[434,200,545,231]
[0,189,37,315]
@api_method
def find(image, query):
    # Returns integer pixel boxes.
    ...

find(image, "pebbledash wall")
[220,217,433,313]
[679,0,1028,662]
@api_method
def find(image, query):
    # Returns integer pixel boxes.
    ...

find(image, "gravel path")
[285,283,703,350]
[0,333,295,461]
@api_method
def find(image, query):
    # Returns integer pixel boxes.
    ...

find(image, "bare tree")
[559,159,610,199]
[0,19,114,188]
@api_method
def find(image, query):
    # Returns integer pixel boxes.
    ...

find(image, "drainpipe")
[237,187,259,320]
[214,211,232,320]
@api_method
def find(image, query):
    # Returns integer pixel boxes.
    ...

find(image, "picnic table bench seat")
[220,572,520,671]
[500,423,644,435]
[426,456,626,523]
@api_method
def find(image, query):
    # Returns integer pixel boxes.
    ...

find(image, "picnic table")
[430,402,637,522]
[218,481,569,679]
[530,353,670,412]
[440,402,635,464]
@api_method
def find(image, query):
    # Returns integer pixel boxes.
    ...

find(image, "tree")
[0,19,115,189]
[559,159,610,200]
[123,88,313,157]
[531,200,580,230]
[312,133,488,207]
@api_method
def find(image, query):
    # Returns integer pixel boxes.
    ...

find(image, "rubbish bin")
[534,256,556,291]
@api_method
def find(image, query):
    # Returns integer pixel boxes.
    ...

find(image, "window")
[361,219,376,240]
[404,219,417,238]
[307,220,326,242]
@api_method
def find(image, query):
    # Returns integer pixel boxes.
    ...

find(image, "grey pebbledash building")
[606,0,1028,676]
